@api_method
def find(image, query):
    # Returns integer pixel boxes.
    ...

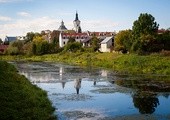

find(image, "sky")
[0,0,170,40]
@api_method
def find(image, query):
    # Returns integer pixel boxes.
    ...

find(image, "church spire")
[75,11,79,21]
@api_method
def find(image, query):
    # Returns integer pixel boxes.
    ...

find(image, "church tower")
[58,20,67,32]
[73,11,82,33]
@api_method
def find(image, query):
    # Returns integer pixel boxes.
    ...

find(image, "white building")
[59,32,89,47]
[100,36,114,52]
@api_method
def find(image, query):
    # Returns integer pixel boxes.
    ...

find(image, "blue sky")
[0,0,170,39]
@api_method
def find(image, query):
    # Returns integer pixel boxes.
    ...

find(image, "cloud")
[0,16,119,40]
[17,12,31,17]
[0,15,12,21]
[0,0,18,3]
[82,19,119,31]
[0,0,32,3]
[0,16,59,40]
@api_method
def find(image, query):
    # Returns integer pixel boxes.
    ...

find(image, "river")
[14,62,170,120]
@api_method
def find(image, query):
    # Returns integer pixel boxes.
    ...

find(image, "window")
[63,42,65,45]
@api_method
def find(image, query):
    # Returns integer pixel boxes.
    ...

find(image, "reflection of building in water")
[59,66,66,89]
[100,70,108,77]
[20,72,55,83]
[74,78,81,94]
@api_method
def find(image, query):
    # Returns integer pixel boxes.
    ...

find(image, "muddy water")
[15,62,170,120]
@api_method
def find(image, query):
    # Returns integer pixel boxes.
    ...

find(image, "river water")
[14,62,170,120]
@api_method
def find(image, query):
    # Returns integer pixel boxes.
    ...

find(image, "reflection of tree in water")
[133,92,159,114]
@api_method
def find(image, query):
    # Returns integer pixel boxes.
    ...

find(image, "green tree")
[157,31,170,50]
[132,13,159,53]
[64,42,82,52]
[5,40,24,55]
[114,30,132,53]
[90,36,100,52]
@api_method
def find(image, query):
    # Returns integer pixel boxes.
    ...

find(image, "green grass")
[0,61,56,120]
[0,52,170,75]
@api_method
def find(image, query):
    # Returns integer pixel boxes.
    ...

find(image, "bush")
[6,47,19,55]
[64,42,82,52]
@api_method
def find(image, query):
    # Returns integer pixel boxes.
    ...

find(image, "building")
[58,20,68,32]
[57,12,115,52]
[100,36,114,52]
[4,36,17,43]
[73,11,82,33]
[0,45,8,53]
[59,32,89,47]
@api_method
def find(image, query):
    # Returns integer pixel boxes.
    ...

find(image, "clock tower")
[73,11,82,33]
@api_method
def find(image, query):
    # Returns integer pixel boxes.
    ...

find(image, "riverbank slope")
[0,61,56,120]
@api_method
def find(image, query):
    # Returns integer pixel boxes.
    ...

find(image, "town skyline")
[0,0,170,40]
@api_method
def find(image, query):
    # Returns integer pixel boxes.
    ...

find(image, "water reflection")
[133,92,159,114]
[15,62,170,119]
[74,78,82,94]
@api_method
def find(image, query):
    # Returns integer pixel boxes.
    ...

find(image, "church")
[58,12,115,52]
[43,12,115,52]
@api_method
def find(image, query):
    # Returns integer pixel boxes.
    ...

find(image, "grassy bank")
[0,61,56,120]
[0,52,170,75]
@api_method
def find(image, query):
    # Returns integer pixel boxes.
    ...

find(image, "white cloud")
[17,12,31,17]
[82,19,119,32]
[0,16,59,40]
[0,15,12,21]
[0,0,32,3]
[0,16,119,40]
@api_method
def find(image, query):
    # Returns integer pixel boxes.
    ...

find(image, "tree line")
[115,13,170,54]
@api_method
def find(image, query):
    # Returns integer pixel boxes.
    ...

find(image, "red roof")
[157,29,170,34]
[88,32,115,36]
[0,45,8,52]
[62,33,88,37]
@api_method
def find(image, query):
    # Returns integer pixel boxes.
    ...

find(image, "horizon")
[0,0,170,40]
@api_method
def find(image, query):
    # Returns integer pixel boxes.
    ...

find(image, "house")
[87,31,115,40]
[0,45,8,53]
[100,36,114,52]
[4,36,17,44]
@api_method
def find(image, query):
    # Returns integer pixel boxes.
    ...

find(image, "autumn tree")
[32,36,49,55]
[25,32,41,43]
[131,13,159,53]
[114,30,132,53]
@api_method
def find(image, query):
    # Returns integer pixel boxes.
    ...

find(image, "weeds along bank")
[0,52,170,75]
[0,61,56,120]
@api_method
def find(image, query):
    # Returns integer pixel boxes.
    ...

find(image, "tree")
[0,38,3,44]
[132,13,159,53]
[90,36,100,52]
[64,42,82,52]
[114,30,132,53]
[25,32,41,43]
[5,40,24,55]
[157,31,170,50]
